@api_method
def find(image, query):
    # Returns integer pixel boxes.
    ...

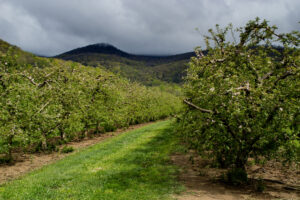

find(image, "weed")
[60,146,74,154]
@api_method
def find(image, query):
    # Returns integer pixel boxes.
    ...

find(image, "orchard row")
[0,52,182,162]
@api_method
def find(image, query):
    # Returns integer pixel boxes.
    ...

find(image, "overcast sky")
[0,0,299,56]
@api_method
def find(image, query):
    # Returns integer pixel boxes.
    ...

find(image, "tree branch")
[209,58,226,64]
[22,72,53,89]
[22,73,38,86]
[183,99,213,113]
[274,71,294,86]
[260,71,273,82]
[32,100,52,118]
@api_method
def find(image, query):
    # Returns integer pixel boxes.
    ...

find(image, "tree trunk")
[6,134,14,163]
[235,153,248,170]
[41,133,48,150]
[59,126,65,140]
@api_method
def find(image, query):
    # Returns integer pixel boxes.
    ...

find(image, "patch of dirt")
[0,121,155,185]
[172,151,300,200]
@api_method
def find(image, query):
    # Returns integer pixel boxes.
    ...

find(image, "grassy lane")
[0,120,183,200]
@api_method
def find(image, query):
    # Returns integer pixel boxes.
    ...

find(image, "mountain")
[55,43,196,85]
[59,43,131,58]
[56,43,195,65]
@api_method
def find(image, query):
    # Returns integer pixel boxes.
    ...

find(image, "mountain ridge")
[55,43,196,65]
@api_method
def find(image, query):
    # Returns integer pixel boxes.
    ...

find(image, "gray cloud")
[0,0,299,56]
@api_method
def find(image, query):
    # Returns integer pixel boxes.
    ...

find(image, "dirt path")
[172,152,300,200]
[0,121,155,185]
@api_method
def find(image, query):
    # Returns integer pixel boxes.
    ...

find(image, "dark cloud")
[0,0,299,56]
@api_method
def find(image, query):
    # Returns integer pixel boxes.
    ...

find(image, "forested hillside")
[55,43,196,85]
[0,40,182,163]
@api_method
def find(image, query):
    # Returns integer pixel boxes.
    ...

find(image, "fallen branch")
[183,99,213,114]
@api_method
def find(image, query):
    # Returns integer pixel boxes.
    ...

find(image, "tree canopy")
[178,18,299,175]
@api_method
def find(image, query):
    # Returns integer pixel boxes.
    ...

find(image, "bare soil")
[172,151,300,200]
[0,122,155,185]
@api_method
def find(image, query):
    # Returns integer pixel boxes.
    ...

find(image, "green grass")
[0,120,184,200]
